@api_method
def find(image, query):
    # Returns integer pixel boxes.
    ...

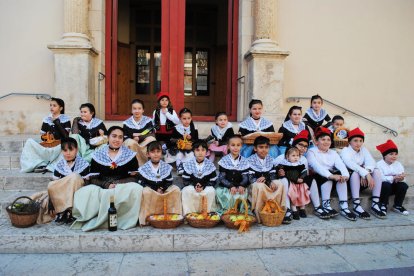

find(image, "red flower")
[110,162,118,169]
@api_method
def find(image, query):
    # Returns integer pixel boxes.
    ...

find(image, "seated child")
[277,147,310,220]
[137,141,182,225]
[377,140,409,215]
[182,140,217,215]
[248,136,286,223]
[328,115,346,149]
[340,128,385,219]
[303,94,331,131]
[216,135,250,214]
[208,112,234,162]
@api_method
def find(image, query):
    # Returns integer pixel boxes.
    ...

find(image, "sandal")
[339,200,357,221]
[371,197,387,219]
[292,211,300,220]
[393,205,409,216]
[299,209,307,218]
[352,198,370,220]
[54,212,66,225]
[380,203,387,215]
[282,208,293,224]
[322,199,339,218]
[314,206,330,219]
[65,209,76,224]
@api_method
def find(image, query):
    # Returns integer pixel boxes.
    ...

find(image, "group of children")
[22,93,410,230]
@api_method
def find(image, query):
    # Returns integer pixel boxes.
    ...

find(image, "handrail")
[0,92,52,101]
[286,96,398,137]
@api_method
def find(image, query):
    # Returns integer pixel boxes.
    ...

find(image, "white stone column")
[48,0,97,119]
[244,0,289,123]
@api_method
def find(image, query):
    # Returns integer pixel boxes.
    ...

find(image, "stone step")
[0,152,20,170]
[0,210,413,254]
[0,170,53,191]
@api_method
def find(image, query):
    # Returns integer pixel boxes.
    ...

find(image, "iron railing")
[286,96,398,137]
[0,92,52,101]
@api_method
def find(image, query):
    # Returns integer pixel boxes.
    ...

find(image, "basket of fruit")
[6,196,40,228]
[221,198,256,232]
[259,199,286,227]
[333,127,349,149]
[40,132,61,148]
[147,197,184,229]
[185,195,220,228]
[177,138,192,151]
[242,132,283,145]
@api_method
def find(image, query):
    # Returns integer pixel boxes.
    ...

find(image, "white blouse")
[152,110,180,125]
[340,146,376,177]
[274,154,308,171]
[307,147,349,178]
[376,159,405,183]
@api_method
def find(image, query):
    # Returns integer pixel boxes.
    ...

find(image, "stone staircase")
[1,134,414,253]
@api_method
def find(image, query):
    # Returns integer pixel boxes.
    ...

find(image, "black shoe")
[352,198,371,220]
[393,205,409,216]
[339,201,357,221]
[322,199,339,218]
[371,197,386,219]
[292,211,300,220]
[34,166,47,173]
[54,212,66,225]
[65,210,76,224]
[314,206,330,219]
[299,209,307,218]
[282,208,293,224]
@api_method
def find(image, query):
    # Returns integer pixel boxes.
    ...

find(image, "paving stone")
[1,170,52,190]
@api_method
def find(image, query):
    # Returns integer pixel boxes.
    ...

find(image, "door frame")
[105,0,239,121]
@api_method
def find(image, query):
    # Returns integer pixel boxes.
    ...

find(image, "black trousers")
[380,181,408,207]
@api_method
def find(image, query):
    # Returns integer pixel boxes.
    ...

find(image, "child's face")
[349,137,364,152]
[332,119,344,130]
[159,97,169,108]
[62,146,77,161]
[180,112,192,127]
[80,107,93,122]
[311,99,323,112]
[50,101,63,115]
[108,129,124,149]
[148,148,162,163]
[289,109,302,124]
[295,142,309,156]
[384,152,398,164]
[228,137,242,157]
[216,114,228,128]
[316,135,331,151]
[287,151,300,163]
[254,143,269,159]
[132,103,144,118]
[194,146,207,162]
[250,104,263,119]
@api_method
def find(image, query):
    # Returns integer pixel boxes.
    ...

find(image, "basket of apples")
[221,198,256,233]
[148,197,184,229]
[185,196,220,228]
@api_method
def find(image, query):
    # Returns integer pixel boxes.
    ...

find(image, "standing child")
[377,140,409,215]
[182,140,217,215]
[123,99,156,166]
[307,127,356,221]
[340,128,385,219]
[303,94,331,132]
[216,135,250,214]
[248,136,286,223]
[152,92,180,149]
[170,108,199,175]
[277,147,310,220]
[21,97,71,173]
[239,99,279,158]
[137,141,182,225]
[208,112,234,162]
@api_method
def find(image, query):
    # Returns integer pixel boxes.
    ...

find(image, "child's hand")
[297,178,303,183]
[195,183,203,193]
[161,108,168,114]
[361,176,368,187]
[108,183,116,189]
[257,176,266,183]
[238,186,246,194]
[214,141,219,146]
[230,187,237,195]
[340,176,349,182]
[366,174,375,189]
[98,129,104,136]
[133,133,141,137]
[186,134,192,140]
[277,169,285,177]
[270,182,277,192]
[157,188,164,194]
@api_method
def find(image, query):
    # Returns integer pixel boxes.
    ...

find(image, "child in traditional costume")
[21,97,70,173]
[307,127,356,221]
[239,99,279,158]
[248,136,286,223]
[303,94,331,131]
[216,135,250,214]
[377,140,409,215]
[123,99,156,166]
[207,112,234,162]
[138,141,182,225]
[340,128,385,219]
[70,103,107,162]
[72,126,143,231]
[182,140,217,215]
[169,108,199,175]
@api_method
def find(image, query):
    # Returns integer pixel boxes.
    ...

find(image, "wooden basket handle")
[201,195,208,217]
[163,197,167,219]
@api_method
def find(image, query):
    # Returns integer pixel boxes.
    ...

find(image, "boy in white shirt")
[376,140,409,215]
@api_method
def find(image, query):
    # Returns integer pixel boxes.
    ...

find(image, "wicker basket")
[40,133,61,148]
[242,132,283,145]
[333,128,349,149]
[6,196,40,228]
[148,197,183,229]
[185,195,220,228]
[221,198,256,232]
[259,199,285,227]
[177,139,193,150]
[89,135,108,146]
